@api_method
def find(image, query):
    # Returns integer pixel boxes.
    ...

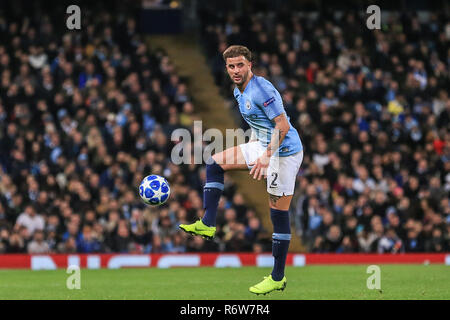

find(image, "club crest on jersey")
[245,100,251,110]
[263,97,275,107]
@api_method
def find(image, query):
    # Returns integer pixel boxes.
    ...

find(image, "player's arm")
[249,80,288,180]
[265,113,290,157]
[250,113,289,180]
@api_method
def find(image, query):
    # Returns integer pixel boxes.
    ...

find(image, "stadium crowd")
[0,2,271,254]
[200,6,450,253]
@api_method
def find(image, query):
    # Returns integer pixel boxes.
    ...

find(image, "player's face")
[225,56,252,86]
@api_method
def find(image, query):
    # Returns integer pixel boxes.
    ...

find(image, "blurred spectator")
[14,205,44,236]
[322,225,343,252]
[244,217,262,243]
[112,222,132,253]
[27,230,50,254]
[377,228,403,253]
[77,225,102,253]
[7,232,26,253]
[57,236,78,254]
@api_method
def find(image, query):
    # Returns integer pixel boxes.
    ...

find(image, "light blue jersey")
[233,75,303,157]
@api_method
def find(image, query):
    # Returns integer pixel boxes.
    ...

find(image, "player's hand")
[249,153,270,180]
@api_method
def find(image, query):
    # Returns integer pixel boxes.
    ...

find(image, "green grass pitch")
[0,265,449,300]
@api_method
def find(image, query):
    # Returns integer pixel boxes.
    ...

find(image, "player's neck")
[237,73,254,93]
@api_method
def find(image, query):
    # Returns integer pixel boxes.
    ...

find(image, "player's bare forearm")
[249,114,289,180]
[265,113,289,157]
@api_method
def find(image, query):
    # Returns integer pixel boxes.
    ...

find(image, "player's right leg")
[179,145,248,239]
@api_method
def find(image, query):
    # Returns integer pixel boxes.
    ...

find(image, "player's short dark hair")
[222,45,252,63]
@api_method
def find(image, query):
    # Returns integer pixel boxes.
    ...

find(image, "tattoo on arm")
[266,114,289,156]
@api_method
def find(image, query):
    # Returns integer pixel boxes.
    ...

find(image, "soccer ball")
[139,174,170,206]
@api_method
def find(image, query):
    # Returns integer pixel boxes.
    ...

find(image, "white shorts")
[239,141,303,196]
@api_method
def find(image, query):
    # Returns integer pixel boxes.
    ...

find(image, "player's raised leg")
[179,146,248,239]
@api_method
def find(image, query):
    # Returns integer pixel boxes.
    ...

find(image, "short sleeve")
[252,77,285,120]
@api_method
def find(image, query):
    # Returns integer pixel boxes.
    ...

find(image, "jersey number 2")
[270,173,278,188]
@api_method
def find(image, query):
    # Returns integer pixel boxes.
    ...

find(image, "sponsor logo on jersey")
[263,97,275,107]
